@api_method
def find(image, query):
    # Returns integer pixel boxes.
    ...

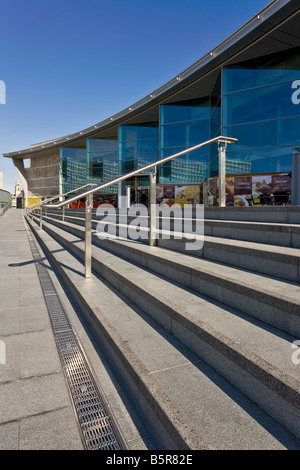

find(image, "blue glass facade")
[87,139,118,193]
[59,47,300,205]
[159,96,221,184]
[60,147,87,194]
[118,124,158,179]
[222,47,300,175]
[60,140,119,194]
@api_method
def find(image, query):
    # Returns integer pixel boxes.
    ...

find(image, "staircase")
[26,205,300,450]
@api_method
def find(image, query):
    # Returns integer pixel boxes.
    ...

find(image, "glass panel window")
[159,94,221,183]
[223,47,300,94]
[60,147,87,194]
[223,80,300,126]
[119,124,158,142]
[225,146,293,175]
[160,120,210,149]
[160,98,210,124]
[222,49,300,180]
[159,146,209,184]
[118,123,158,175]
[224,115,300,150]
[87,139,118,193]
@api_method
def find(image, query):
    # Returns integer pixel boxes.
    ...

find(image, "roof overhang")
[4,0,300,160]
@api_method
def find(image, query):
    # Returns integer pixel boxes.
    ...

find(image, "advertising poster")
[156,185,164,206]
[203,178,216,206]
[175,185,200,207]
[234,176,252,196]
[272,174,291,193]
[233,195,251,207]
[225,195,234,206]
[160,185,175,206]
[156,173,291,208]
[252,175,273,195]
[157,184,201,207]
[163,185,175,199]
[207,178,218,197]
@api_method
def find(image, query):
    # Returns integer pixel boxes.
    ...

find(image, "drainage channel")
[24,218,128,451]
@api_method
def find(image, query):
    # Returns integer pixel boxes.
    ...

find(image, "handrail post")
[126,185,131,208]
[40,206,43,230]
[62,197,65,221]
[218,142,227,207]
[149,167,157,247]
[85,193,93,278]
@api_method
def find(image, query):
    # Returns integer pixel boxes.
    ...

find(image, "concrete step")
[33,212,300,283]
[44,209,300,249]
[32,214,300,335]
[26,216,300,450]
[159,234,300,283]
[203,206,300,224]
[39,209,300,283]
[42,205,300,224]
[28,216,300,441]
[204,219,300,248]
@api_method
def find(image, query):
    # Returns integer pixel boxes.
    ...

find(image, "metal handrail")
[28,136,237,277]
[0,202,10,217]
[34,136,237,210]
[27,183,98,210]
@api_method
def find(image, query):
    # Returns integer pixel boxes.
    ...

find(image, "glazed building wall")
[87,138,118,193]
[159,97,221,184]
[60,147,87,194]
[57,47,300,205]
[222,47,300,176]
[118,124,158,175]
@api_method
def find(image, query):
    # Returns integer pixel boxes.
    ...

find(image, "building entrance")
[137,187,149,207]
[16,197,23,209]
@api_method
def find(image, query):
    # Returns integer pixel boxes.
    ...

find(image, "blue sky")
[0,0,268,193]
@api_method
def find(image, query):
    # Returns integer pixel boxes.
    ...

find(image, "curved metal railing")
[27,136,237,277]
[27,183,98,211]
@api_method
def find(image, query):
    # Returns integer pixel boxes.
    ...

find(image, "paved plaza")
[0,209,153,450]
[0,209,82,449]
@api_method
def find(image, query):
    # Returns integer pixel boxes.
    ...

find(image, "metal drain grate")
[25,219,127,450]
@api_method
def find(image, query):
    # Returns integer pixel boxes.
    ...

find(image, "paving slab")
[0,209,82,450]
[19,407,81,450]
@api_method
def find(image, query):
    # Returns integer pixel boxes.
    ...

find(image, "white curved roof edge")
[3,0,290,157]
